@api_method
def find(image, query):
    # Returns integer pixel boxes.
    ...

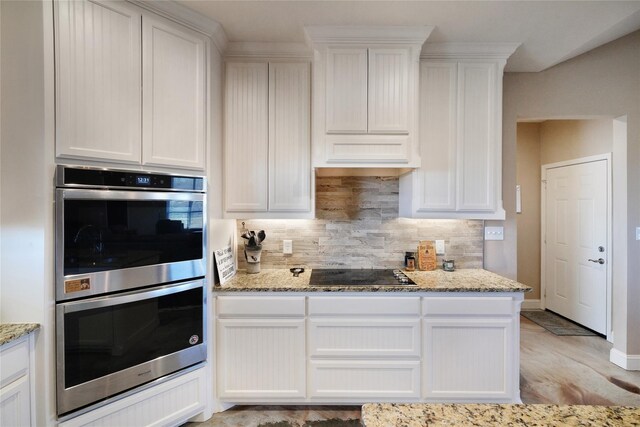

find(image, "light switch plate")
[485,226,504,241]
[283,239,293,254]
[636,227,640,241]
[435,240,445,255]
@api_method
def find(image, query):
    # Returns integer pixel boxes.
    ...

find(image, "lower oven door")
[56,279,206,416]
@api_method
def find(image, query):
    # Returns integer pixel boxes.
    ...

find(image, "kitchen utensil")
[290,267,304,277]
[257,230,266,245]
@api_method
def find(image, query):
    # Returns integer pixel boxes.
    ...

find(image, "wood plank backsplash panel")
[236,177,483,269]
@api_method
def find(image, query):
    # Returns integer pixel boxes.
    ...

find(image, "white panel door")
[55,0,141,163]
[224,62,269,212]
[217,319,306,399]
[142,14,205,169]
[456,62,497,211]
[423,317,514,400]
[368,48,410,134]
[544,159,608,334]
[326,48,368,133]
[417,62,457,211]
[268,62,311,212]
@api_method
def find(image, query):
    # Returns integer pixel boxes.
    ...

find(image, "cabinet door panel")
[423,317,514,400]
[55,0,141,163]
[217,319,306,399]
[417,62,457,211]
[457,63,497,211]
[0,374,30,427]
[224,62,269,212]
[368,48,410,134]
[269,63,311,211]
[326,48,368,133]
[142,15,205,169]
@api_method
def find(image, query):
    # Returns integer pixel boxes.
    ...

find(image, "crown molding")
[225,42,313,60]
[304,25,434,46]
[128,0,228,53]
[420,43,521,60]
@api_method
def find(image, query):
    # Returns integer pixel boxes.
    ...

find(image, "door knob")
[588,258,605,265]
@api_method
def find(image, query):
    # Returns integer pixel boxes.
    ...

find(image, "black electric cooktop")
[309,269,416,286]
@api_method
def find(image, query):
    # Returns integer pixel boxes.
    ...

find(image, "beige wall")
[540,119,613,165]
[495,30,640,359]
[516,123,542,299]
[516,119,614,301]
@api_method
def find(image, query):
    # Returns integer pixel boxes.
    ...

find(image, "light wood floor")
[189,316,640,426]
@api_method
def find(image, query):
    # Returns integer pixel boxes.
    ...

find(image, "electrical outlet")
[435,240,445,255]
[283,239,293,255]
[484,226,504,241]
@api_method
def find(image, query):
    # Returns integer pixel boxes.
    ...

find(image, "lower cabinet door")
[309,360,421,400]
[0,374,30,427]
[423,317,515,401]
[217,319,306,400]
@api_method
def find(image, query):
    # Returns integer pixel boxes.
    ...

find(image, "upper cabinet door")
[224,62,269,212]
[417,62,457,212]
[142,14,206,169]
[325,48,368,134]
[269,63,311,212]
[456,62,497,211]
[55,0,142,163]
[368,48,410,134]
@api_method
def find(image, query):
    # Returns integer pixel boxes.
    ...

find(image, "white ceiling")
[176,0,640,72]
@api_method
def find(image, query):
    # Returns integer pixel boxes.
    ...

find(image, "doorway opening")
[516,118,624,341]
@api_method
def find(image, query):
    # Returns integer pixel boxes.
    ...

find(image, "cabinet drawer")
[422,297,513,316]
[309,296,420,316]
[308,318,420,357]
[0,338,29,388]
[217,296,305,318]
[309,360,420,399]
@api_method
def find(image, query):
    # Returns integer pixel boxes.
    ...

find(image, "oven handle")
[60,280,203,314]
[59,188,204,202]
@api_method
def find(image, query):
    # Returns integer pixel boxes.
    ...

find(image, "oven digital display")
[136,176,151,186]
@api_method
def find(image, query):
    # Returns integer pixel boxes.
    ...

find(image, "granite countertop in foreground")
[214,268,531,293]
[0,323,40,346]
[361,403,640,427]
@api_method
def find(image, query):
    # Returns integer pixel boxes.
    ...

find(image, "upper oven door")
[56,188,205,301]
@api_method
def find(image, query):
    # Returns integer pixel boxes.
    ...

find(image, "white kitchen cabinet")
[216,297,307,400]
[399,44,518,219]
[306,26,432,168]
[54,0,142,164]
[307,295,422,402]
[422,296,520,402]
[142,13,206,169]
[54,0,208,170]
[0,334,36,427]
[224,60,312,218]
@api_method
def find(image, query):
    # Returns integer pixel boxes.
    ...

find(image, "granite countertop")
[0,323,40,346]
[361,403,640,427]
[214,268,531,293]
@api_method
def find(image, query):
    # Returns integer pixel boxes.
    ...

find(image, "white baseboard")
[610,348,640,370]
[521,299,542,310]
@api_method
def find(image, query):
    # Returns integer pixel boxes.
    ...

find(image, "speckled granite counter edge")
[212,285,530,293]
[0,323,40,346]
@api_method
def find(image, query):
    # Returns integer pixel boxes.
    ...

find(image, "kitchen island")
[213,269,530,406]
[360,403,640,426]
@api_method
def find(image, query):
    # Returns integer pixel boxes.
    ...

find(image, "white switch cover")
[283,239,293,254]
[636,227,640,241]
[435,240,445,255]
[485,226,504,241]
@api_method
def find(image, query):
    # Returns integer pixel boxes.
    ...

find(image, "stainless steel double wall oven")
[55,166,207,416]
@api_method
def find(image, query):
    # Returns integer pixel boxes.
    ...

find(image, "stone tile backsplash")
[236,176,483,269]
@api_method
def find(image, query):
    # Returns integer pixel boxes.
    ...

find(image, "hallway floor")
[190,316,640,426]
